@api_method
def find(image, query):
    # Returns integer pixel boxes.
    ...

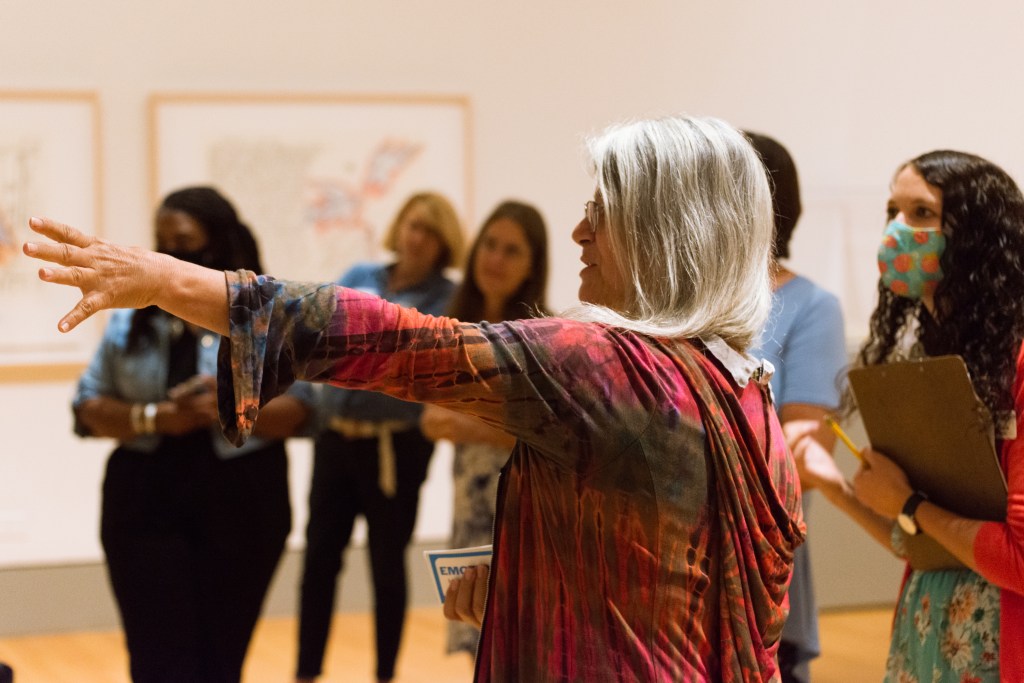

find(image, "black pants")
[296,428,434,680]
[101,437,290,683]
[777,639,810,683]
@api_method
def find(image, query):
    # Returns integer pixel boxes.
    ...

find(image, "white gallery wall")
[2,0,1023,609]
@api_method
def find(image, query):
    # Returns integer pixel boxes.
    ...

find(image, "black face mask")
[160,248,216,269]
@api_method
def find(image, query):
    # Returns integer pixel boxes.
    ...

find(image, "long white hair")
[565,116,773,350]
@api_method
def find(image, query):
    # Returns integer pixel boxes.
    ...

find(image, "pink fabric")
[221,274,806,682]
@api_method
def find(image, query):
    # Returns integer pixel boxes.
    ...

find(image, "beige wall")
[2,1,1020,616]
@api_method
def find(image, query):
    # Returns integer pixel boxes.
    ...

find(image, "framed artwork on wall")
[149,93,473,283]
[0,91,103,382]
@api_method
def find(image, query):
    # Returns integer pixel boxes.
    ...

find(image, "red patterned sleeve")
[218,271,645,467]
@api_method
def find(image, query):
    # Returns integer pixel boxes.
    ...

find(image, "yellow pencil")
[824,415,864,463]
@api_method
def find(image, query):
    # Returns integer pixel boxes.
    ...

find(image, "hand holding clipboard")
[846,356,1008,571]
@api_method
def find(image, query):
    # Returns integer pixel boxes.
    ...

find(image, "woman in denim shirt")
[295,192,465,683]
[73,187,313,683]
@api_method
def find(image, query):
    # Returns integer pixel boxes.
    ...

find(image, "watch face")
[898,513,918,536]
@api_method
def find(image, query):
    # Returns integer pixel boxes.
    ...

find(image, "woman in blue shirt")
[74,187,312,683]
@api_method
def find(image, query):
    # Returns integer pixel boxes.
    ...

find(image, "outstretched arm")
[23,217,229,335]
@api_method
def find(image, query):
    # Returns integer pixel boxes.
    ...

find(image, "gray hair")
[565,116,774,350]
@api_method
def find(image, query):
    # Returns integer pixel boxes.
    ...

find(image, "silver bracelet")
[142,402,158,435]
[129,403,146,435]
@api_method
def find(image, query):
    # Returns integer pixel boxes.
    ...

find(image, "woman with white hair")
[24,115,804,683]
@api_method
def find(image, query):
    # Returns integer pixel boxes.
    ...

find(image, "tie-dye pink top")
[217,272,805,683]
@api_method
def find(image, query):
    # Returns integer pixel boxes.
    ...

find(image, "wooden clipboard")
[848,356,1008,571]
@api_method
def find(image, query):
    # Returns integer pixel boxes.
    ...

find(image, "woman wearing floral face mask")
[798,151,1024,682]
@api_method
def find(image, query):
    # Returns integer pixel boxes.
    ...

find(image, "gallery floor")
[0,605,892,681]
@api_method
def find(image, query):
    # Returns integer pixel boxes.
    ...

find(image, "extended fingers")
[58,293,107,332]
[26,242,105,332]
[28,216,96,248]
[24,216,99,267]
[24,239,86,267]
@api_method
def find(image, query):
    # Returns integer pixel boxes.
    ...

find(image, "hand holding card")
[422,544,492,604]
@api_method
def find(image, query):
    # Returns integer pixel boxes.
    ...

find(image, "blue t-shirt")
[754,275,847,412]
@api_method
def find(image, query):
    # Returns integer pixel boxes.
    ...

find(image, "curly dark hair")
[127,186,263,352]
[858,150,1024,415]
[448,200,550,322]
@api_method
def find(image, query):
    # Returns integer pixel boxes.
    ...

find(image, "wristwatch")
[897,491,928,536]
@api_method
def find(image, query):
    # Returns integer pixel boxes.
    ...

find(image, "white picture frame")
[0,91,103,381]
[149,92,473,283]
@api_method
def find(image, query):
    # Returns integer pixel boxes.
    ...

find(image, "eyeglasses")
[584,200,603,230]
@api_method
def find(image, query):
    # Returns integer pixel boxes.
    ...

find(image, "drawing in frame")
[0,91,103,382]
[149,92,473,284]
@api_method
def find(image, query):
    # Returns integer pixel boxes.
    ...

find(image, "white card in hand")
[422,544,492,603]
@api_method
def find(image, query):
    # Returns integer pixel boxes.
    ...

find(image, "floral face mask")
[877,220,945,299]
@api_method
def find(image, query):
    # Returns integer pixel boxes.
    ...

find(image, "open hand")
[22,217,171,332]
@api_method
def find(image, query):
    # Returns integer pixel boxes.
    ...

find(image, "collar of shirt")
[701,335,774,389]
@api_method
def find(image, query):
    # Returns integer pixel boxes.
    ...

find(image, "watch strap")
[900,491,928,535]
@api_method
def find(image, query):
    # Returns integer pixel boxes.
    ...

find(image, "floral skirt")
[884,568,1000,682]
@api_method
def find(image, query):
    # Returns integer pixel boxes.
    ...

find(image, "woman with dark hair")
[419,200,550,658]
[72,186,312,683]
[445,200,549,322]
[295,191,465,683]
[798,151,1024,681]
[744,132,847,683]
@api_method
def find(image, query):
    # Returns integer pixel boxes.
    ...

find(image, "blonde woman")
[297,192,465,683]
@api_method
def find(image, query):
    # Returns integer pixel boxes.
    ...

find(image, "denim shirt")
[73,308,314,459]
[317,262,456,427]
